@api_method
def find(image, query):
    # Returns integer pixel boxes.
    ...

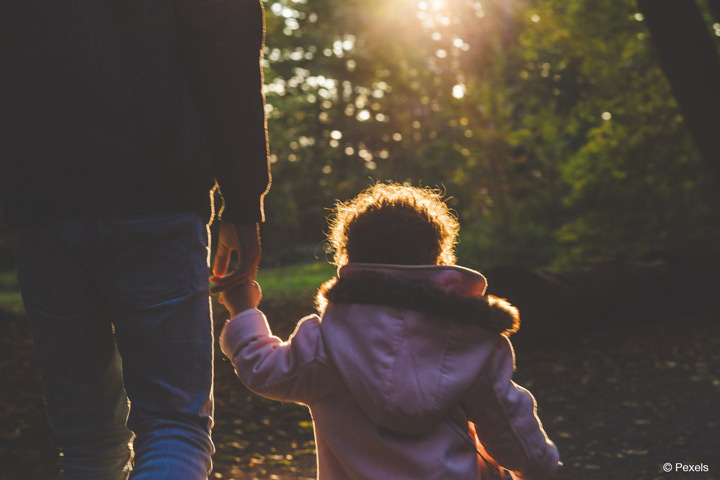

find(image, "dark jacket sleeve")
[177,0,270,224]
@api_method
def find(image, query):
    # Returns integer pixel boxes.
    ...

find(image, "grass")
[256,260,337,302]
[0,262,336,316]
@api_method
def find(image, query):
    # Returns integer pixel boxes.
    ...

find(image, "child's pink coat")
[220,264,560,480]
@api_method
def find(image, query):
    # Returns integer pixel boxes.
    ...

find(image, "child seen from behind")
[217,183,560,479]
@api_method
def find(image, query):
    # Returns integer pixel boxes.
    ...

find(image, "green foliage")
[516,0,720,265]
[259,0,720,268]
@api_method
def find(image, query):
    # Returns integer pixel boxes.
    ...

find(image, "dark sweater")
[1,0,270,226]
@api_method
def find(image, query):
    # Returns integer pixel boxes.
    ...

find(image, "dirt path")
[2,303,718,479]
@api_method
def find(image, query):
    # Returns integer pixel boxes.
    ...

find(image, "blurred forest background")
[1,0,720,271]
[250,0,720,270]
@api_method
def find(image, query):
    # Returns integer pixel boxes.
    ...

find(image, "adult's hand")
[210,223,261,294]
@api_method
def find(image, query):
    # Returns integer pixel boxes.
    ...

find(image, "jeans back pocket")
[99,212,207,308]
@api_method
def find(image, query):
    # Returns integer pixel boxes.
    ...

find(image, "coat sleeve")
[176,0,270,224]
[219,309,328,404]
[463,336,560,480]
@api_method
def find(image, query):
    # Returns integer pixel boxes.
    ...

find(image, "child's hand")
[218,281,262,317]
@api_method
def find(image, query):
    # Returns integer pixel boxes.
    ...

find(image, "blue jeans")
[13,212,214,480]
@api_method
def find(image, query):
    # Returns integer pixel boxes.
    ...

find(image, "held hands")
[218,281,262,318]
[210,222,261,294]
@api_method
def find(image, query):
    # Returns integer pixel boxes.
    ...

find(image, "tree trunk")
[637,0,720,178]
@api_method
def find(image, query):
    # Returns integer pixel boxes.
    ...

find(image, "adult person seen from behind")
[1,1,270,479]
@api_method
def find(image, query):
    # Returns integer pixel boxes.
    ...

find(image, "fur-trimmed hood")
[317,263,521,435]
[317,263,519,336]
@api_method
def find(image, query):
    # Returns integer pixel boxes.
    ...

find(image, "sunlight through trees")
[256,0,720,268]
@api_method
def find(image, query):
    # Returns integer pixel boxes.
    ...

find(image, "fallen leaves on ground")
[1,303,718,480]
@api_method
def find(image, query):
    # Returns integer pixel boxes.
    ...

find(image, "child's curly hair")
[327,183,459,266]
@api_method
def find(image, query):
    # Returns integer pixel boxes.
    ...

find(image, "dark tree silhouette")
[637,0,720,178]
